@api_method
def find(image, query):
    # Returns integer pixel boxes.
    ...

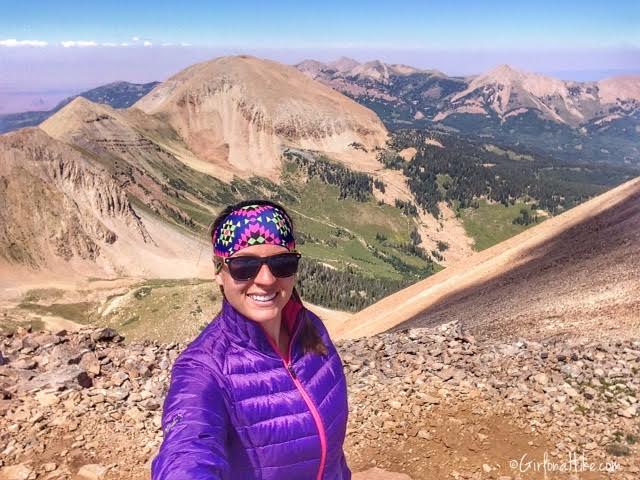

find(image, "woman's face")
[215,244,296,325]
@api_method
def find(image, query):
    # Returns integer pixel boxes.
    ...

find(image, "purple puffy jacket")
[152,298,351,479]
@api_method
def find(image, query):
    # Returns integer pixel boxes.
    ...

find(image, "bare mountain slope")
[134,55,388,177]
[598,75,640,104]
[39,97,241,240]
[40,96,233,182]
[0,128,209,281]
[334,177,640,342]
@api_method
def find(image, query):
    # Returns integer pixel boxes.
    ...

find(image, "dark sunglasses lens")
[227,257,262,280]
[267,254,300,277]
[226,254,300,280]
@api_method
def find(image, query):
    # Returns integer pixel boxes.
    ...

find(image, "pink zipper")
[260,317,328,480]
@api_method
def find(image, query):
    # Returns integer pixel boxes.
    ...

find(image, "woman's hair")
[211,199,328,356]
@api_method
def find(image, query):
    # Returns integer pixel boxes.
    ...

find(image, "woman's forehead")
[231,244,289,257]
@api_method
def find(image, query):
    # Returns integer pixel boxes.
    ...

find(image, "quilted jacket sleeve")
[151,350,231,480]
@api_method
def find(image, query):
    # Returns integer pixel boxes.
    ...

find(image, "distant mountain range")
[3,59,639,166]
[296,58,640,166]
[0,81,160,134]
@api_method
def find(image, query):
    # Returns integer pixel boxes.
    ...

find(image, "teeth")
[249,293,277,302]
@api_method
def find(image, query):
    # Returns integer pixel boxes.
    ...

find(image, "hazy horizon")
[2,47,639,114]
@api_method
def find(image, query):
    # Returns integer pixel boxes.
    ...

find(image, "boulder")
[0,464,33,480]
[76,464,109,480]
[353,467,412,480]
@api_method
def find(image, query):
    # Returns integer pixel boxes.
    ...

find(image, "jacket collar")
[219,296,303,359]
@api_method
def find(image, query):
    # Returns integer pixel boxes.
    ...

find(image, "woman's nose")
[254,263,277,284]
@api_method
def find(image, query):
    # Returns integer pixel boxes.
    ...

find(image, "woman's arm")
[151,352,231,480]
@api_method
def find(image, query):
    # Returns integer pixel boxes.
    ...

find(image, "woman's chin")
[244,297,281,322]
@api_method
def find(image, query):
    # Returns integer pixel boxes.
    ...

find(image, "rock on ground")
[0,322,638,479]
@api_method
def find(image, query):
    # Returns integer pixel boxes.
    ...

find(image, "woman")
[152,200,351,479]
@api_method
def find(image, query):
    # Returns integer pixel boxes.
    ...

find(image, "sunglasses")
[221,252,302,281]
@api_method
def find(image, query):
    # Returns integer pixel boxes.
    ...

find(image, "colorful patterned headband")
[212,204,296,258]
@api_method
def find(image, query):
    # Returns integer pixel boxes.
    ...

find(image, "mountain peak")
[349,60,392,82]
[295,59,327,78]
[40,96,117,139]
[296,59,325,68]
[493,63,519,72]
[328,56,360,73]
[65,95,96,109]
[133,55,387,176]
[450,64,579,123]
[483,64,527,83]
[387,63,424,76]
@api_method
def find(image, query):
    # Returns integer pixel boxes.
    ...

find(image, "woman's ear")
[213,257,224,286]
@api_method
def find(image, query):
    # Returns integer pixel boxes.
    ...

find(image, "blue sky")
[1,1,639,112]
[2,0,638,49]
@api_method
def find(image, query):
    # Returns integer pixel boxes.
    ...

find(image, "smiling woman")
[152,199,351,480]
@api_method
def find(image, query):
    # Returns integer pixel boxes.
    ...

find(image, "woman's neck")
[262,314,289,359]
[261,315,280,346]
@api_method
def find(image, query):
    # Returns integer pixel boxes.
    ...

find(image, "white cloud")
[0,37,181,49]
[132,36,140,41]
[60,40,98,48]
[0,39,48,47]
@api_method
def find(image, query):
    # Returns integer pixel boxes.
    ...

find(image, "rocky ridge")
[1,322,638,479]
[0,129,151,270]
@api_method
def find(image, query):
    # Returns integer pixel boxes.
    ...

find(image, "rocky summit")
[1,322,638,479]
